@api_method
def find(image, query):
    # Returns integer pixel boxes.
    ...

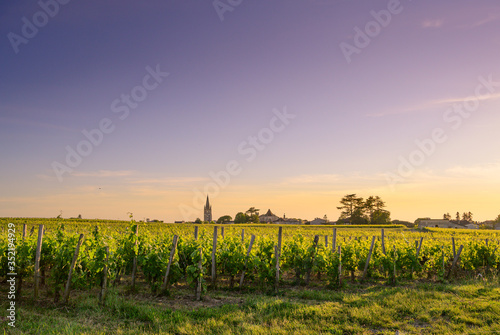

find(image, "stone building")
[204,196,212,222]
[259,209,280,223]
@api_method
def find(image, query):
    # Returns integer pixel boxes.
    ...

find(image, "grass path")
[2,279,500,334]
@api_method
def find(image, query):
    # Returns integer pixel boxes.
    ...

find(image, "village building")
[259,209,280,223]
[418,219,477,229]
[310,217,329,225]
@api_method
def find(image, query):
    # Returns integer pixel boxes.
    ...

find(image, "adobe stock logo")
[51,65,169,182]
[385,75,500,190]
[7,0,73,54]
[339,0,404,64]
[178,107,295,220]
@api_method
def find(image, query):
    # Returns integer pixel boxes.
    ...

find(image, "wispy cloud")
[422,19,444,29]
[70,170,137,178]
[280,173,388,191]
[128,177,209,184]
[368,92,500,117]
[446,162,500,179]
[466,13,499,28]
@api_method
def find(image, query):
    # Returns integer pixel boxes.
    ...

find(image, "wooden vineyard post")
[392,245,397,285]
[275,227,283,293]
[241,229,245,243]
[22,224,27,240]
[34,224,44,300]
[305,235,320,285]
[332,228,337,253]
[196,248,203,301]
[452,237,456,259]
[338,245,342,287]
[63,234,84,304]
[277,227,283,256]
[221,226,225,238]
[211,226,218,287]
[194,226,199,240]
[99,246,110,305]
[239,234,255,288]
[131,225,139,290]
[161,235,179,292]
[381,229,386,255]
[362,236,376,280]
[274,245,280,294]
[446,245,464,279]
[325,235,328,248]
[416,237,423,260]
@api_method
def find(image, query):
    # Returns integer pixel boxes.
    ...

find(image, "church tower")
[204,195,212,222]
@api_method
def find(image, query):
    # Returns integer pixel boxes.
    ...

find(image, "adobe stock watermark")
[7,0,73,54]
[6,223,17,328]
[178,107,295,220]
[213,0,243,22]
[339,0,405,64]
[51,64,169,182]
[385,74,500,190]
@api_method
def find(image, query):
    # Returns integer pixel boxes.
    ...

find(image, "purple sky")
[1,0,500,222]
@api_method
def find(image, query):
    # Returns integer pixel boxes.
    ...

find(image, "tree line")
[336,194,391,225]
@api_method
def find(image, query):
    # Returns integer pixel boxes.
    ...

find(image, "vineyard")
[2,217,500,305]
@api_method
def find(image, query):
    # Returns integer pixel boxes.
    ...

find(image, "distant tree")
[246,207,260,216]
[234,212,249,224]
[364,196,376,220]
[194,218,202,224]
[371,209,391,225]
[217,215,232,224]
[462,212,473,222]
[443,213,451,220]
[456,212,460,221]
[494,214,500,223]
[337,194,366,224]
[337,194,391,224]
[323,214,328,222]
[244,207,260,223]
[362,195,390,224]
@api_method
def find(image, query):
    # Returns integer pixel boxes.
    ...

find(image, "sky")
[1,0,500,223]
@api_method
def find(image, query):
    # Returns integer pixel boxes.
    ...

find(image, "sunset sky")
[1,0,500,222]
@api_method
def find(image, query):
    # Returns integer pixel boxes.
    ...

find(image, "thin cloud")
[467,13,499,28]
[71,170,137,178]
[446,162,500,178]
[368,92,500,117]
[128,177,209,184]
[422,19,444,28]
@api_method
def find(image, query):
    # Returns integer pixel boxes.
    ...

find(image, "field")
[1,218,500,334]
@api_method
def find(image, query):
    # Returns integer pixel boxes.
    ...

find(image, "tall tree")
[337,194,366,224]
[245,207,260,223]
[246,207,260,216]
[364,196,390,224]
[234,212,249,224]
[443,213,451,220]
[456,212,460,221]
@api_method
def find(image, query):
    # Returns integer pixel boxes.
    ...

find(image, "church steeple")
[204,195,212,222]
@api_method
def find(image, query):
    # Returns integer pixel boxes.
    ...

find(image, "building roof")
[261,209,277,217]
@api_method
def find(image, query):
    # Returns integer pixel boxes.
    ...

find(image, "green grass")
[2,279,499,334]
